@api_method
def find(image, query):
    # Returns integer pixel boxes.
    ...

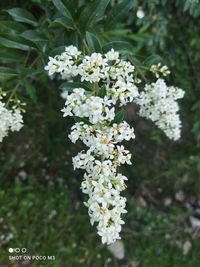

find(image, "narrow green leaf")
[0,36,31,51]
[129,33,150,43]
[79,0,110,31]
[102,41,133,54]
[142,55,164,67]
[21,30,48,42]
[0,67,18,82]
[105,0,135,29]
[112,110,124,124]
[0,50,23,63]
[0,20,26,35]
[49,17,74,30]
[49,46,65,57]
[6,8,38,26]
[59,82,91,92]
[52,0,73,20]
[20,30,48,52]
[23,79,37,103]
[86,31,102,52]
[106,27,131,37]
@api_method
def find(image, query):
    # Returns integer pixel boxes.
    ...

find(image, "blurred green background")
[0,0,200,266]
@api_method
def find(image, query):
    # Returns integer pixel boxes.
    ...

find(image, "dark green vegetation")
[0,0,200,266]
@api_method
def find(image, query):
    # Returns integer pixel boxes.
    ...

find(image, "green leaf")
[23,79,37,103]
[49,46,65,57]
[86,31,102,52]
[49,17,74,30]
[0,50,23,63]
[97,85,106,98]
[20,30,48,52]
[105,0,135,29]
[112,110,124,124]
[129,33,150,43]
[0,36,31,51]
[102,41,133,54]
[79,0,110,31]
[0,20,26,35]
[6,8,38,26]
[52,0,73,20]
[142,55,164,67]
[59,82,91,92]
[21,30,47,42]
[0,67,18,82]
[106,26,131,37]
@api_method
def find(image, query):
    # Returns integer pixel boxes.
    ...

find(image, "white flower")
[108,80,139,106]
[105,49,119,61]
[135,79,184,140]
[72,151,95,170]
[61,89,116,124]
[78,53,108,83]
[60,90,69,100]
[44,56,59,76]
[44,47,82,79]
[112,122,135,141]
[150,63,170,78]
[65,45,81,57]
[0,101,24,142]
[136,9,145,19]
[10,108,23,131]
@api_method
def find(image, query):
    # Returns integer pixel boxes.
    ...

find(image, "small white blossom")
[136,9,145,19]
[65,45,81,57]
[105,49,119,61]
[150,63,170,78]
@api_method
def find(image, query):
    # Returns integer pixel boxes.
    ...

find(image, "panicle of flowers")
[45,46,137,244]
[45,45,184,245]
[61,87,135,244]
[70,122,134,245]
[135,78,185,140]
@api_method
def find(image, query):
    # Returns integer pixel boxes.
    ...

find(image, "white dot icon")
[22,248,27,253]
[8,248,14,253]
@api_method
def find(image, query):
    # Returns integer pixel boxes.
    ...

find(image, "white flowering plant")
[0,0,185,245]
[44,45,184,244]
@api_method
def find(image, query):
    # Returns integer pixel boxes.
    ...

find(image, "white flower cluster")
[45,46,139,107]
[45,46,137,244]
[69,120,135,244]
[136,79,185,140]
[150,63,170,78]
[45,45,184,244]
[0,101,23,142]
[44,45,81,79]
[61,88,115,124]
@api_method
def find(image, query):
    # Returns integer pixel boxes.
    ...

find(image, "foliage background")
[0,0,200,266]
